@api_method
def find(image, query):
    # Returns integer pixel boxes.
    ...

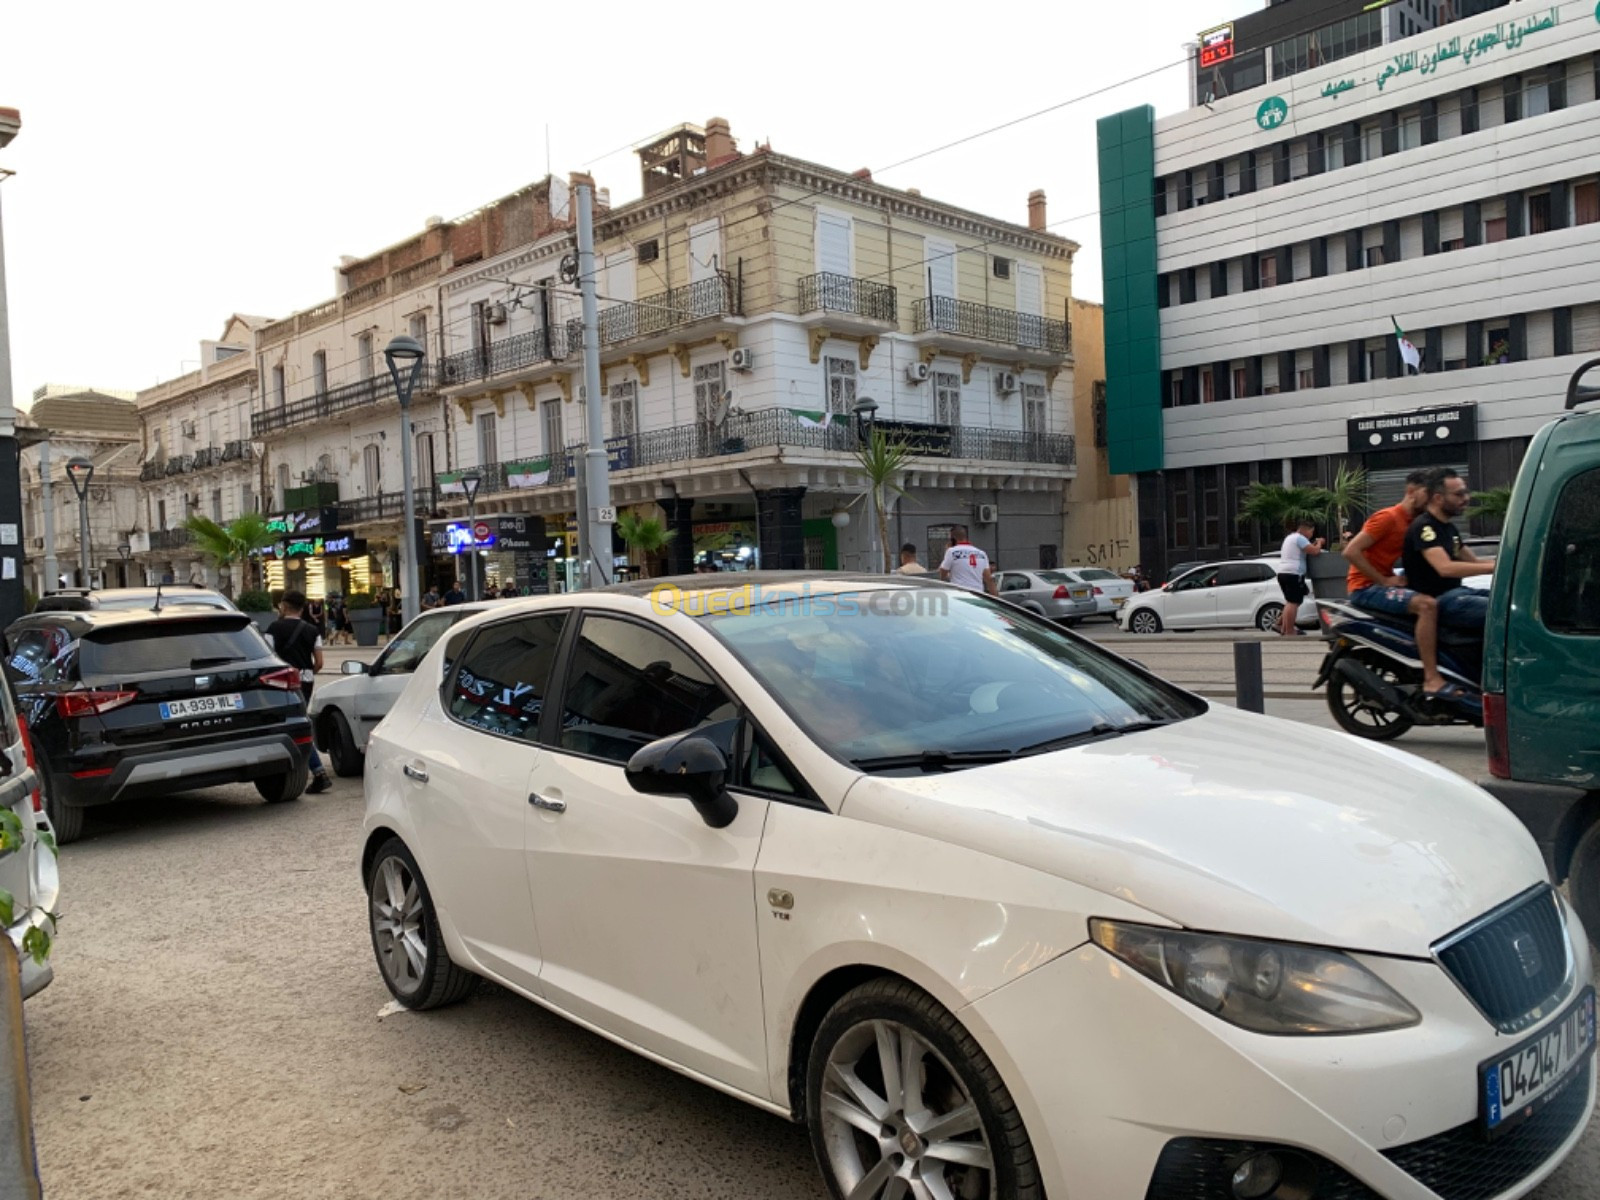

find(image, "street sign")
[594,506,617,523]
[1348,405,1478,453]
[1199,23,1234,68]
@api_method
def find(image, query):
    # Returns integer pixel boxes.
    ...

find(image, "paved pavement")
[22,624,1595,1199]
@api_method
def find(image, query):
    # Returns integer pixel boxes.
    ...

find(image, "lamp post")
[0,108,25,626]
[460,471,482,601]
[851,398,880,571]
[117,541,131,588]
[384,335,426,625]
[64,456,94,588]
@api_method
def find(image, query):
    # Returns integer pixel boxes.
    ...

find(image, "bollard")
[1234,641,1265,714]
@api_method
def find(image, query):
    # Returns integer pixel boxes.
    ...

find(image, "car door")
[1162,566,1221,628]
[998,572,1033,607]
[1215,562,1275,627]
[355,611,460,741]
[400,610,570,995]
[524,611,772,1099]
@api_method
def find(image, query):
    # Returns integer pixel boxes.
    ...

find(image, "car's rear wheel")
[1566,819,1600,951]
[367,837,475,1009]
[1256,602,1285,633]
[254,754,310,804]
[324,710,364,778]
[807,978,1041,1200]
[1326,649,1414,741]
[1129,608,1163,634]
[39,762,84,845]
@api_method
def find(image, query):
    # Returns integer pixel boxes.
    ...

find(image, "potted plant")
[615,507,677,579]
[851,427,913,572]
[235,589,276,630]
[346,591,385,647]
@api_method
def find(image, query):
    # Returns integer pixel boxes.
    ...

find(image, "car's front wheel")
[366,837,475,1009]
[1128,608,1163,634]
[807,978,1042,1200]
[324,710,364,778]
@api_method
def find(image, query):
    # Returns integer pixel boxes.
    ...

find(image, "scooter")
[1311,599,1483,741]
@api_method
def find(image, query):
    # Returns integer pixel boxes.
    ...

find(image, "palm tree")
[615,507,677,578]
[185,512,277,596]
[852,427,913,572]
[1322,463,1371,545]
[1235,482,1333,540]
[1467,487,1513,521]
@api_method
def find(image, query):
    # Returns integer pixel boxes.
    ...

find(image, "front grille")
[1383,1060,1591,1200]
[1144,1138,1380,1200]
[1435,886,1571,1033]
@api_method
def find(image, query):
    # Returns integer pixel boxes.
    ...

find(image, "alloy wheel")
[819,1018,995,1200]
[1130,610,1160,634]
[1257,603,1284,633]
[370,855,428,997]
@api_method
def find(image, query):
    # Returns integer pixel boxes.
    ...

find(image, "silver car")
[1052,567,1135,618]
[996,569,1098,624]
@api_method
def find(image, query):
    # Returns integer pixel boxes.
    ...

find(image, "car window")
[1000,574,1030,593]
[1076,568,1119,581]
[558,615,736,764]
[375,612,458,676]
[1035,571,1077,585]
[745,727,801,796]
[6,626,74,684]
[446,613,568,741]
[79,619,268,676]
[1541,468,1600,635]
[1172,567,1220,591]
[1217,563,1272,586]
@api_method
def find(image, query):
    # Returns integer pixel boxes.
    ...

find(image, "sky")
[0,0,1244,406]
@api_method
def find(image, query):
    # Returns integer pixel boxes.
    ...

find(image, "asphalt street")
[22,633,1597,1199]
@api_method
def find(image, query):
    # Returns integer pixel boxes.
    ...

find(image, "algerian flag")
[791,409,832,429]
[436,470,467,495]
[1392,317,1422,374]
[505,458,551,488]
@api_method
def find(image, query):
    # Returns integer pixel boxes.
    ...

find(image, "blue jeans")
[1349,584,1418,616]
[1436,587,1489,630]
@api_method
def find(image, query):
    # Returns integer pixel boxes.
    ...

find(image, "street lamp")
[851,398,881,571]
[117,541,131,588]
[460,471,482,601]
[384,334,426,624]
[64,456,94,588]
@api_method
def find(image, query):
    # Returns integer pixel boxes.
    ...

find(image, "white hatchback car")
[1119,560,1319,634]
[362,575,1594,1200]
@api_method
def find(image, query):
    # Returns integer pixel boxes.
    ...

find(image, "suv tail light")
[55,690,138,719]
[260,667,303,691]
[1484,692,1510,779]
[17,718,40,812]
[1052,585,1069,599]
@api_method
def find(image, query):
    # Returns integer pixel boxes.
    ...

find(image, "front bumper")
[964,905,1595,1200]
[57,727,313,808]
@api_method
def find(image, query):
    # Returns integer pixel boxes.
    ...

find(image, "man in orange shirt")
[1343,469,1446,695]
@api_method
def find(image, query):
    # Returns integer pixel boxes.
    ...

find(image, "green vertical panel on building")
[801,518,839,569]
[1097,105,1162,475]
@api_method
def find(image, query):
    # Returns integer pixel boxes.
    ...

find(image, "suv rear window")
[80,618,270,676]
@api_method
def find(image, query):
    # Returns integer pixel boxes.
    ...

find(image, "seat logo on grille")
[1510,930,1542,979]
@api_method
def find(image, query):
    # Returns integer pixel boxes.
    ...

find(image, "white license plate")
[1481,987,1595,1138]
[1070,590,1091,601]
[159,694,245,720]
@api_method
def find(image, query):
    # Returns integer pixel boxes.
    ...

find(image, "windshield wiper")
[851,749,1018,773]
[1016,719,1174,757]
[190,656,246,669]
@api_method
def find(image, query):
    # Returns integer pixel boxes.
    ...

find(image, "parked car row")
[993,567,1135,624]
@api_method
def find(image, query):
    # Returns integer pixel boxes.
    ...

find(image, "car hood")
[839,706,1545,957]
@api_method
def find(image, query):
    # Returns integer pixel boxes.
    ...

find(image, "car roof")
[7,607,255,638]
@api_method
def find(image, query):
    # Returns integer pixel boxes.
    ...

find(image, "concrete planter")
[1308,550,1349,601]
[349,608,384,647]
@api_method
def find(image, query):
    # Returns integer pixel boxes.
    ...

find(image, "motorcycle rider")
[1401,468,1495,645]
[1342,469,1447,696]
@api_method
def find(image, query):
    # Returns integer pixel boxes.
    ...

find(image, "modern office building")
[1099,0,1595,578]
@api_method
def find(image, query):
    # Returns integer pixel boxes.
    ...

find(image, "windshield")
[701,588,1202,764]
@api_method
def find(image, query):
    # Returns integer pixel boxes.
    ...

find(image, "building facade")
[131,316,263,587]
[18,386,142,596]
[1101,1,1599,579]
[1062,300,1134,571]
[434,118,1078,584]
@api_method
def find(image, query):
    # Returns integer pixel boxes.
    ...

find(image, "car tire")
[254,754,310,804]
[325,710,364,778]
[1567,820,1600,951]
[39,761,85,846]
[366,837,476,1010]
[1256,602,1285,633]
[806,977,1042,1200]
[1325,649,1414,742]
[1129,609,1163,634]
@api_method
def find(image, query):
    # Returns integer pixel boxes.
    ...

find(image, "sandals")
[1423,682,1468,702]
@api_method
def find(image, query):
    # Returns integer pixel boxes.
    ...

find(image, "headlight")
[1090,920,1420,1035]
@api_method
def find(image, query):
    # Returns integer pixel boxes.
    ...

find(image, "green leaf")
[0,888,14,929]
[36,828,57,859]
[21,925,50,966]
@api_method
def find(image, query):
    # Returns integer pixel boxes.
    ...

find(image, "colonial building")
[131,316,264,588]
[18,386,142,596]
[432,118,1078,584]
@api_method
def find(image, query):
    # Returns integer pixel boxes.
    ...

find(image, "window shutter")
[815,211,853,278]
[688,219,721,284]
[1015,263,1043,317]
[925,239,957,299]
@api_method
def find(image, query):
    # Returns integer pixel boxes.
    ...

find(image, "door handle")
[528,792,566,813]
[402,762,429,783]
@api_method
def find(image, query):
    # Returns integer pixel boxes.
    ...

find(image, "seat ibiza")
[361,574,1593,1200]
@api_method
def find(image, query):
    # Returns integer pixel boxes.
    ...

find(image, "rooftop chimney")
[424,215,444,228]
[705,117,736,167]
[1028,190,1047,232]
[852,168,873,181]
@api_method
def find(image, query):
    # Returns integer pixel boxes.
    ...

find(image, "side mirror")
[341,660,369,676]
[625,733,738,829]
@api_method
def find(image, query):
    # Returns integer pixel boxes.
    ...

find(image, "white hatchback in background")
[359,575,1595,1200]
[1119,560,1319,633]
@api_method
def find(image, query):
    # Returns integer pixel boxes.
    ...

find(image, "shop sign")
[876,419,953,458]
[1199,23,1234,68]
[430,515,547,553]
[267,507,338,536]
[605,437,635,472]
[322,534,365,556]
[1348,405,1478,453]
[266,533,368,559]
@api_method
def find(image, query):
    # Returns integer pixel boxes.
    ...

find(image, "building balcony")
[220,440,255,463]
[335,487,439,527]
[139,461,165,482]
[797,273,898,333]
[911,296,1072,361]
[252,364,440,438]
[439,326,570,389]
[190,446,220,471]
[563,273,742,354]
[163,455,194,477]
[150,528,193,552]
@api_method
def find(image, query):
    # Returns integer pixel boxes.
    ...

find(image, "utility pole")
[0,108,25,625]
[575,178,613,589]
[38,440,55,592]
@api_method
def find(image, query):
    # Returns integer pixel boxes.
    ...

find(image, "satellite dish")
[710,390,732,427]
[559,254,580,284]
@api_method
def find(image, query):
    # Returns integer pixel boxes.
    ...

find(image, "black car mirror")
[625,733,738,829]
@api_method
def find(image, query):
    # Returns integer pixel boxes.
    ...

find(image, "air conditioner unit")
[995,370,1019,395]
[992,257,1012,280]
[181,420,197,438]
[729,347,755,372]
[637,240,660,264]
[485,303,508,325]
[976,503,999,525]
[905,362,930,384]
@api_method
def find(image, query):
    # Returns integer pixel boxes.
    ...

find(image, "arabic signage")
[1199,23,1234,68]
[1348,405,1478,453]
[875,419,954,458]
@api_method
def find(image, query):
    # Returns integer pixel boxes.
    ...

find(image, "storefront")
[427,514,552,594]
[259,507,380,599]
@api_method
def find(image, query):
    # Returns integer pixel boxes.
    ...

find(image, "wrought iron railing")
[163,455,194,477]
[439,325,569,386]
[564,273,740,351]
[797,273,898,323]
[335,487,439,526]
[221,440,254,463]
[252,363,440,437]
[150,529,193,551]
[140,461,165,482]
[911,296,1072,354]
[191,447,220,471]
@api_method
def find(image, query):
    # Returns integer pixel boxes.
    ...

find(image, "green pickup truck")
[1482,359,1600,942]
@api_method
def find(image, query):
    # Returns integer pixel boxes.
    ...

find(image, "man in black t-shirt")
[1401,468,1495,631]
[265,589,333,794]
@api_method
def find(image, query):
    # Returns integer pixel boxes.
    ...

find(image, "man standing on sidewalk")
[938,527,997,596]
[265,589,333,795]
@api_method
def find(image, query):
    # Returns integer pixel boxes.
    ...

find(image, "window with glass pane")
[1577,182,1600,227]
[693,361,725,454]
[312,351,327,396]
[933,371,961,425]
[559,616,736,763]
[1201,475,1220,546]
[542,399,564,461]
[1541,469,1600,634]
[378,612,457,676]
[476,412,498,465]
[447,612,568,740]
[825,357,856,416]
[609,380,638,437]
[1023,383,1048,434]
[1169,476,1190,547]
[1528,193,1552,235]
[358,333,374,381]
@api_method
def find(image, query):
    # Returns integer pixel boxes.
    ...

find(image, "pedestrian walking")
[1276,518,1324,636]
[386,588,403,635]
[264,589,333,795]
[327,593,352,646]
[938,526,997,596]
[895,543,929,575]
[305,596,327,642]
[442,579,467,606]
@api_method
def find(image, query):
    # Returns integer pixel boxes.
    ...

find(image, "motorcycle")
[1312,599,1484,741]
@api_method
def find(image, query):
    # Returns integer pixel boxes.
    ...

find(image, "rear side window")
[1541,468,1600,635]
[447,613,568,741]
[79,619,269,676]
[1218,563,1272,586]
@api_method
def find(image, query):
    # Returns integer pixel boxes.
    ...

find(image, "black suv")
[3,608,313,842]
